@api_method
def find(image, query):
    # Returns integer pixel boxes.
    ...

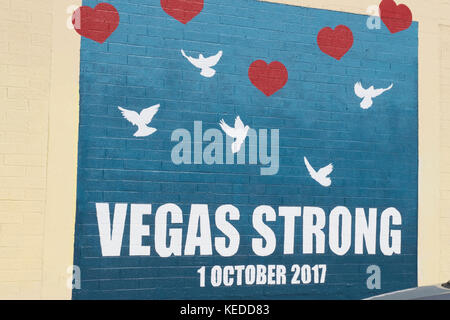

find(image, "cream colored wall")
[0,0,448,299]
[440,24,450,282]
[0,0,80,299]
[0,0,53,299]
[42,0,81,299]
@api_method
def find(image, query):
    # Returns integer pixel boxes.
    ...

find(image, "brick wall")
[73,0,418,299]
[0,0,53,299]
[0,0,448,300]
[440,24,450,282]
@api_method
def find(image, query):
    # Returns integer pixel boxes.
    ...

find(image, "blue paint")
[73,0,418,299]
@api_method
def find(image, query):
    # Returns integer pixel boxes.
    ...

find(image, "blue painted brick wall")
[73,0,418,299]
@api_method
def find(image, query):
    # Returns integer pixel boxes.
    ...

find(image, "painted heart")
[161,0,204,24]
[72,3,120,44]
[317,25,354,60]
[248,60,288,97]
[379,0,412,34]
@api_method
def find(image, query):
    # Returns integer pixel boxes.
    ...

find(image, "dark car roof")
[365,283,450,300]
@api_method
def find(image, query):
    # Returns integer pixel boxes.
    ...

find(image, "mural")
[73,0,418,299]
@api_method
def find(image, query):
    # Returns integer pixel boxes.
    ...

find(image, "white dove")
[118,104,160,137]
[181,49,223,78]
[354,82,393,109]
[304,157,333,187]
[219,116,250,154]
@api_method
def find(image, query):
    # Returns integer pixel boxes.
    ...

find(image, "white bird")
[304,157,333,187]
[219,116,250,154]
[118,104,160,137]
[181,49,223,78]
[354,82,393,109]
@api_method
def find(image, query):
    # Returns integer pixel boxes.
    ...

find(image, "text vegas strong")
[95,203,402,257]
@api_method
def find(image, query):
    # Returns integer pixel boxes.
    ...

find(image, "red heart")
[161,0,204,24]
[72,3,120,44]
[317,25,353,60]
[248,60,288,97]
[379,0,412,34]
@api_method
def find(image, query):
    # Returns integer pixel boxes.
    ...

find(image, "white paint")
[215,205,240,257]
[181,49,223,78]
[95,203,403,258]
[252,205,277,256]
[223,266,234,286]
[154,203,183,257]
[354,82,394,109]
[304,156,333,187]
[184,204,213,256]
[129,204,151,256]
[96,203,127,256]
[329,206,352,256]
[219,116,250,153]
[355,208,377,254]
[279,206,302,254]
[302,206,326,254]
[118,104,160,137]
[380,207,402,256]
